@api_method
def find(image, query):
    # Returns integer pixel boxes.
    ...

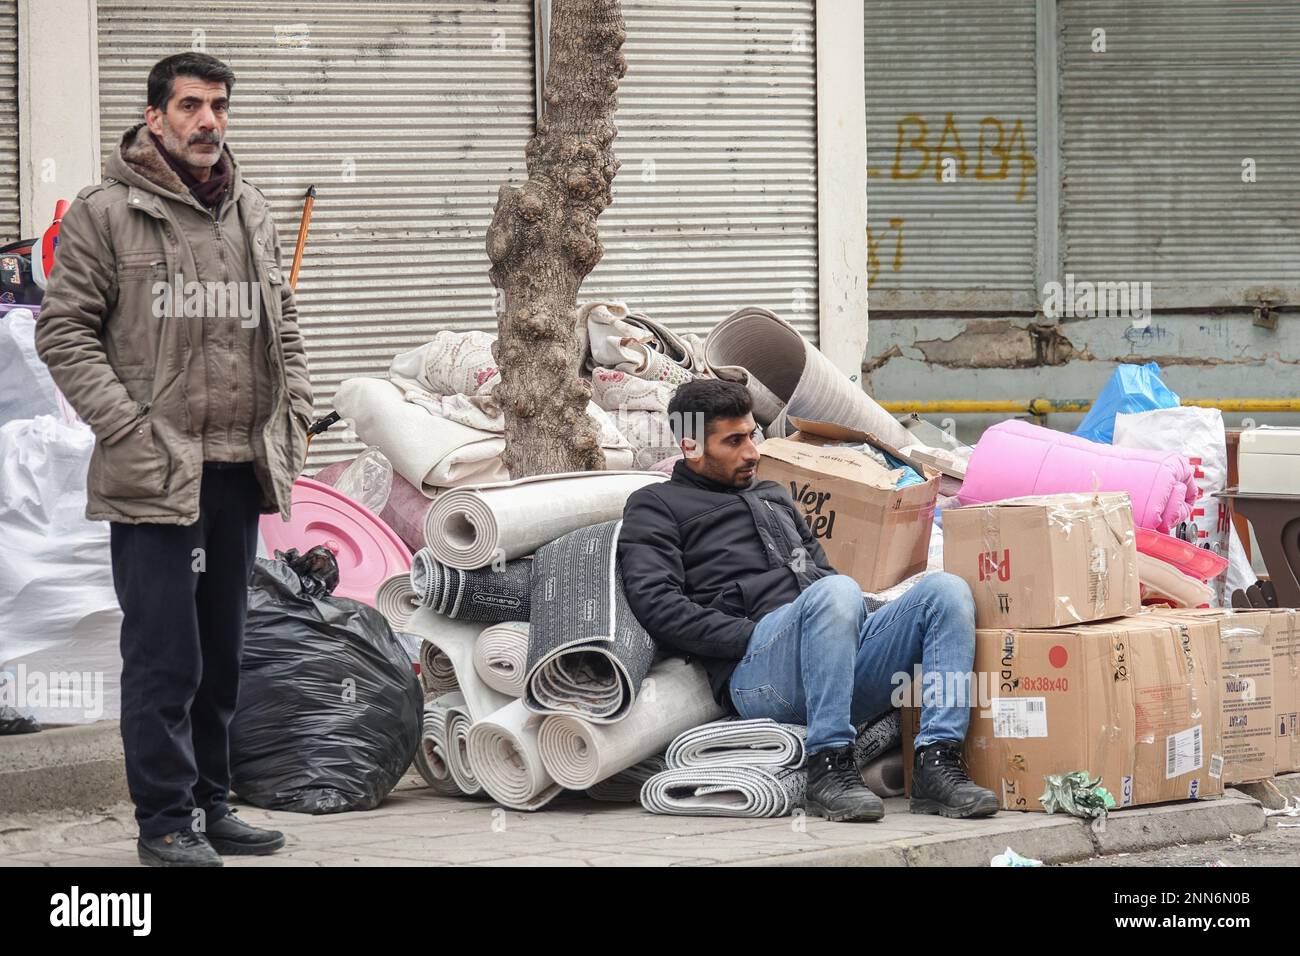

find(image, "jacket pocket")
[90,416,168,499]
[706,581,748,618]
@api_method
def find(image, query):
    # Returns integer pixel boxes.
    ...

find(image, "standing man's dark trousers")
[109,462,263,838]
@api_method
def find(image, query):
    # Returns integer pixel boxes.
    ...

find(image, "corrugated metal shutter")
[582,0,819,341]
[0,0,18,243]
[1061,0,1300,309]
[864,0,1039,312]
[96,0,536,466]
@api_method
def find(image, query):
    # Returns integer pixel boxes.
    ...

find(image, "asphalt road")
[1068,817,1300,866]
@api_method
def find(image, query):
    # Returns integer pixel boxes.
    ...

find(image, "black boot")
[805,746,885,822]
[137,829,223,867]
[910,741,998,819]
[205,808,286,856]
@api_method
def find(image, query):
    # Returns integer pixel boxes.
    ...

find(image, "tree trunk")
[486,0,626,478]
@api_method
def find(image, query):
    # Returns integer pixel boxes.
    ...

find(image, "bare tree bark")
[486,0,626,478]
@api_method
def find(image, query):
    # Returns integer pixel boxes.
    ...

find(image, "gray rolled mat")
[410,548,532,623]
[524,520,656,722]
[444,704,483,797]
[586,755,668,803]
[665,718,806,770]
[473,622,530,697]
[853,709,901,769]
[640,766,807,818]
[703,306,912,448]
[861,749,905,798]
[376,573,421,631]
[408,609,511,721]
[538,658,726,789]
[466,699,563,811]
[418,640,458,698]
[414,692,465,797]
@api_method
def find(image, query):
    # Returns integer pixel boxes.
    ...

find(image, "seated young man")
[618,379,997,822]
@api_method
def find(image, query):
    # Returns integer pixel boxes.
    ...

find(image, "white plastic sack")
[0,308,61,425]
[0,415,121,724]
[1113,406,1233,605]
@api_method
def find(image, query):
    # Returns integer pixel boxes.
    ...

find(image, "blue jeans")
[728,572,976,754]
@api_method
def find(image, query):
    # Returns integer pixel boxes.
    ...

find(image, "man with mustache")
[618,379,996,822]
[36,52,313,866]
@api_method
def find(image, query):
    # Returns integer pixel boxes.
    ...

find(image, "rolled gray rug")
[665,718,806,770]
[376,572,421,631]
[444,704,483,797]
[703,306,912,448]
[410,548,532,623]
[640,766,807,818]
[425,472,666,569]
[861,750,905,798]
[473,622,530,697]
[407,608,512,720]
[586,755,668,803]
[418,641,458,698]
[414,692,465,797]
[537,658,725,789]
[524,520,657,723]
[466,699,563,811]
[853,709,901,769]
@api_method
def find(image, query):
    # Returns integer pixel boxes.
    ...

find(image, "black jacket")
[617,459,837,705]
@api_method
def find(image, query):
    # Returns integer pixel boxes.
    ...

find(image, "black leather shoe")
[205,809,286,856]
[805,746,886,822]
[137,829,223,867]
[910,741,998,818]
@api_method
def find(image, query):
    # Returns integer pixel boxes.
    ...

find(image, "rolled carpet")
[414,692,464,796]
[861,750,905,797]
[376,573,421,631]
[524,520,657,723]
[853,709,902,769]
[444,704,483,797]
[418,642,458,698]
[703,306,912,448]
[473,622,530,697]
[537,657,725,790]
[466,699,563,811]
[586,755,668,803]
[424,471,666,569]
[407,608,511,720]
[409,549,531,623]
[640,766,806,818]
[665,718,807,770]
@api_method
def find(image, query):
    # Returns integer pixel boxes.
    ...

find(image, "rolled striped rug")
[466,699,563,811]
[640,766,806,818]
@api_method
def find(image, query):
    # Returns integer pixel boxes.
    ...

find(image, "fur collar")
[115,122,236,200]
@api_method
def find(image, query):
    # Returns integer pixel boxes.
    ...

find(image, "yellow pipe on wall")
[879,399,1300,415]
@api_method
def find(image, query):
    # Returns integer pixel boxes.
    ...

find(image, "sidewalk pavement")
[0,773,1270,868]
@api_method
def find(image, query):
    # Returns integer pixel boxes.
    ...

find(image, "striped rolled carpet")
[444,703,483,797]
[376,573,421,631]
[473,622,530,697]
[410,549,531,623]
[466,699,563,811]
[640,766,806,818]
[665,719,806,770]
[524,520,657,723]
[413,692,465,797]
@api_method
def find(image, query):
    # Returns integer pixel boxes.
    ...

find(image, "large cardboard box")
[1274,608,1300,775]
[942,492,1140,629]
[756,420,938,592]
[902,615,1223,811]
[1149,608,1274,785]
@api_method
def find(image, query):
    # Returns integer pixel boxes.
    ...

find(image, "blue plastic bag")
[1073,362,1179,445]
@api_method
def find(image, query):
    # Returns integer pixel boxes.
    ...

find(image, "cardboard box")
[1274,608,1300,775]
[1150,608,1274,785]
[902,615,1223,811]
[942,492,1140,629]
[1239,426,1300,494]
[756,420,938,592]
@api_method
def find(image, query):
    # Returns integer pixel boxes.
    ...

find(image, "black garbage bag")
[229,557,422,813]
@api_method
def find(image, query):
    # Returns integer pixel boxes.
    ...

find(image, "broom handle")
[288,185,316,291]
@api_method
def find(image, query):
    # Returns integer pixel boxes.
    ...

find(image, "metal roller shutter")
[864,0,1039,312]
[582,0,819,341]
[96,0,537,466]
[1060,0,1300,310]
[0,0,18,243]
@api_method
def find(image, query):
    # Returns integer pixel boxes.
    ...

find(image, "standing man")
[36,52,314,866]
[618,380,997,823]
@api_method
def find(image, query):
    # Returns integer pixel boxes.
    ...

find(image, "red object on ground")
[259,477,412,606]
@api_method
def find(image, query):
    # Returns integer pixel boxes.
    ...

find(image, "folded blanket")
[473,622,530,697]
[581,301,701,382]
[640,766,806,818]
[666,718,807,770]
[376,573,421,631]
[407,609,512,720]
[958,419,1196,534]
[466,699,563,811]
[425,471,667,569]
[414,692,465,796]
[537,658,726,789]
[703,306,913,448]
[524,520,657,722]
[585,755,668,803]
[410,549,531,623]
[389,329,500,397]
